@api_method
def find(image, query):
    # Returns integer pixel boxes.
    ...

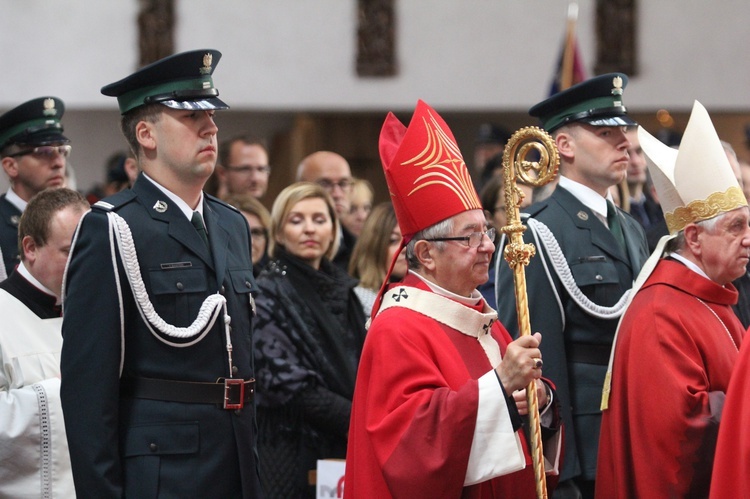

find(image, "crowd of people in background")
[2,50,750,499]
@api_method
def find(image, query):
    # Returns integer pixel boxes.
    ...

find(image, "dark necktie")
[607,200,626,250]
[191,211,209,248]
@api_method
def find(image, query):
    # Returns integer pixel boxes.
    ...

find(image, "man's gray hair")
[665,211,730,254]
[405,218,454,269]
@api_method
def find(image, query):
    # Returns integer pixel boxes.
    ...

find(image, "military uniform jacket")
[60,176,261,498]
[0,194,21,278]
[495,186,648,482]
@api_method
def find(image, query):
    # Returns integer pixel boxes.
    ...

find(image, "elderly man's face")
[427,209,495,296]
[695,207,750,285]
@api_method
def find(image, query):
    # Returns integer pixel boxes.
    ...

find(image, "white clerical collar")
[5,187,27,213]
[667,252,711,281]
[17,261,59,303]
[142,173,204,221]
[558,175,613,220]
[409,269,483,306]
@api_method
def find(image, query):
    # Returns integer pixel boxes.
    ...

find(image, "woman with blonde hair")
[253,182,367,498]
[348,202,407,316]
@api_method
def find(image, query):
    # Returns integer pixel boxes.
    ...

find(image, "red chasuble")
[344,274,560,499]
[597,259,743,498]
[710,320,750,498]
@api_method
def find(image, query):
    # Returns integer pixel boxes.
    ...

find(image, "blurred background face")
[3,144,68,201]
[241,211,267,265]
[342,184,373,237]
[298,152,353,217]
[625,129,647,186]
[473,143,504,178]
[387,224,407,280]
[277,197,334,269]
[223,142,270,199]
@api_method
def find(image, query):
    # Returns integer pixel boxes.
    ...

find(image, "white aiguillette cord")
[527,218,631,319]
[107,211,235,374]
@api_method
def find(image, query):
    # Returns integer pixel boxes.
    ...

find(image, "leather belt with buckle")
[121,376,255,410]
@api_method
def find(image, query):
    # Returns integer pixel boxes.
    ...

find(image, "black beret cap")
[0,97,69,149]
[101,49,229,114]
[529,73,636,133]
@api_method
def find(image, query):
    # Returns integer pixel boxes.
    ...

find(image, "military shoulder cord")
[524,218,631,320]
[106,212,235,374]
[0,246,6,282]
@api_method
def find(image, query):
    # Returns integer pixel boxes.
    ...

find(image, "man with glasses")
[345,100,561,498]
[217,135,271,200]
[297,150,357,270]
[0,97,70,278]
[495,74,649,499]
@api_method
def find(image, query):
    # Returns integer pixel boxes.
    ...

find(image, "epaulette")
[522,199,550,218]
[91,189,137,212]
[205,192,241,214]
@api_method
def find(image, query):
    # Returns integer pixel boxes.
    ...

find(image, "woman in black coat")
[253,182,366,498]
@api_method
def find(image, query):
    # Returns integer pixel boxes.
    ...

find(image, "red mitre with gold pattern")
[380,99,481,241]
[369,100,482,320]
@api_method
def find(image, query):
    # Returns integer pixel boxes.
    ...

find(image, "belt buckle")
[223,378,245,410]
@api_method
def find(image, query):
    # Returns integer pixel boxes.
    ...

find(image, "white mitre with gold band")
[601,100,746,410]
[638,100,747,234]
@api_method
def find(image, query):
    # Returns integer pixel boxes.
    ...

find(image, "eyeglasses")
[250,228,268,239]
[224,165,271,175]
[8,144,72,159]
[316,178,353,192]
[423,227,496,249]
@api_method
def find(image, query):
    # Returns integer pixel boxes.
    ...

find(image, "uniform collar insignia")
[577,210,589,221]
[153,200,168,213]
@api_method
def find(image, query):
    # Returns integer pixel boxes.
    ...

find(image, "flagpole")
[501,127,559,499]
[561,2,579,90]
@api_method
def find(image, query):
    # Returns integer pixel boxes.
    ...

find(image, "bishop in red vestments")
[711,321,750,498]
[597,102,750,498]
[344,100,562,498]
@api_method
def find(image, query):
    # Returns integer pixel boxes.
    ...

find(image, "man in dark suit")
[0,97,70,279]
[60,50,262,498]
[495,74,649,499]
